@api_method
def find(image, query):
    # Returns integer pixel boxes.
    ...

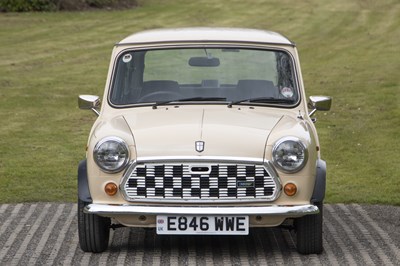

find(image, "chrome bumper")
[84,204,319,217]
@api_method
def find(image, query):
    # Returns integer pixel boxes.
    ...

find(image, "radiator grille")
[121,162,280,202]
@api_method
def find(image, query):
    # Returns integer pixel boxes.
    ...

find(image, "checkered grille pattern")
[122,163,279,202]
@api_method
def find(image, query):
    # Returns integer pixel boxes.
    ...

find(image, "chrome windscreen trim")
[108,45,301,109]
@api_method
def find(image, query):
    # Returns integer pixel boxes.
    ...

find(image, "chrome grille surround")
[120,158,281,203]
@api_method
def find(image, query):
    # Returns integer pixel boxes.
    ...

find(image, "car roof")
[117,27,294,46]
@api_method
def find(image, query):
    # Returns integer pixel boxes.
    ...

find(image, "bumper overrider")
[84,204,319,217]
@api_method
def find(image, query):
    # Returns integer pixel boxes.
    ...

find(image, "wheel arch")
[311,159,326,204]
[78,160,92,203]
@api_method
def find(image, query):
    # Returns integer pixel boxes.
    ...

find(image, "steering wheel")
[138,91,182,102]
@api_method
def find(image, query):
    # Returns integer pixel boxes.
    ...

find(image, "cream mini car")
[78,28,331,254]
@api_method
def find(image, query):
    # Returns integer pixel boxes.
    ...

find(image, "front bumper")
[84,204,319,217]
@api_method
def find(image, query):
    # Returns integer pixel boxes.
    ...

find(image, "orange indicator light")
[284,183,297,196]
[105,182,118,196]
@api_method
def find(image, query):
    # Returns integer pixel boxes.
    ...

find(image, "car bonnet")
[122,106,283,160]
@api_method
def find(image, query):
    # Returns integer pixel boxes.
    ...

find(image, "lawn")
[0,0,399,204]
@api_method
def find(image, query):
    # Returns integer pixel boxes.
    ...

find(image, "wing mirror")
[78,95,101,116]
[308,96,332,117]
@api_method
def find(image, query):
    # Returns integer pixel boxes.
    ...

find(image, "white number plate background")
[156,215,249,235]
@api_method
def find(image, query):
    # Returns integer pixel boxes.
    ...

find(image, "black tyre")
[78,199,111,253]
[295,202,323,254]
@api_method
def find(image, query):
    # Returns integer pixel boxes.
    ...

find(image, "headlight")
[93,137,130,173]
[272,137,308,173]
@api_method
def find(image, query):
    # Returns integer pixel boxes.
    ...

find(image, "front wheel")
[78,199,111,253]
[295,202,323,254]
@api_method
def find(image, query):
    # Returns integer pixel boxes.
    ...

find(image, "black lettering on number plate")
[164,216,247,233]
[167,217,177,231]
[178,217,188,230]
[226,217,235,231]
[236,217,246,231]
[200,217,209,231]
[215,217,224,231]
[214,217,246,232]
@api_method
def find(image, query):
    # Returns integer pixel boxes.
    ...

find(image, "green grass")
[0,0,399,204]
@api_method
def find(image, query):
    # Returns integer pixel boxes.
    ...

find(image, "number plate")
[156,215,249,235]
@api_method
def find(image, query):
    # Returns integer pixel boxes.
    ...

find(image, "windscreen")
[110,47,298,106]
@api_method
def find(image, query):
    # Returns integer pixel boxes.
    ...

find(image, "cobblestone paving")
[0,203,399,265]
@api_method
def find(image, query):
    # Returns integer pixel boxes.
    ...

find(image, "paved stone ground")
[0,203,399,265]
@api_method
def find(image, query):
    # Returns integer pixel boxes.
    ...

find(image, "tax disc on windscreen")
[281,87,294,98]
[122,54,132,63]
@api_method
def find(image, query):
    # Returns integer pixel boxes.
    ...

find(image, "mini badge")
[195,141,205,152]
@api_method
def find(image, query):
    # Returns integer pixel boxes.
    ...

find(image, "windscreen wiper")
[152,97,227,109]
[227,97,295,108]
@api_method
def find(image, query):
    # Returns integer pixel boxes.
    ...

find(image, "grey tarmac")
[0,203,399,265]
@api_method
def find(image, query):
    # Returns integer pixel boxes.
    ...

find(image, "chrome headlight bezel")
[272,137,308,173]
[93,136,130,173]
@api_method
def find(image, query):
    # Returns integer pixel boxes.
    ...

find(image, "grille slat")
[122,162,279,202]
